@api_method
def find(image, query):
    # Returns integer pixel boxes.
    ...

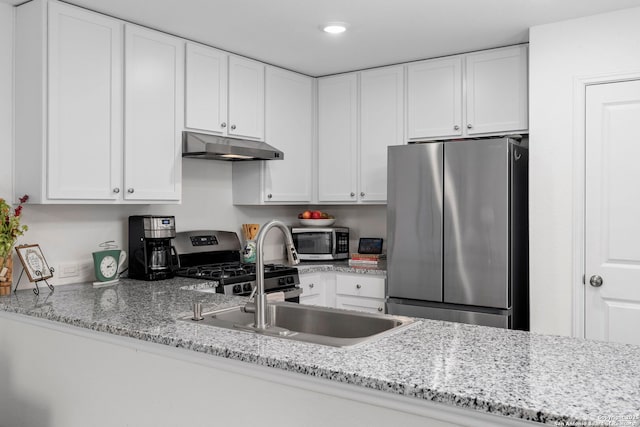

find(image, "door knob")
[220,122,227,128]
[467,124,473,129]
[589,275,603,287]
[453,125,460,131]
[356,284,361,289]
[127,188,134,194]
[230,124,236,130]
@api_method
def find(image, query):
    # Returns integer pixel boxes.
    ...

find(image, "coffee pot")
[128,216,177,281]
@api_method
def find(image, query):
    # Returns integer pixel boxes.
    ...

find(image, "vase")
[0,255,12,296]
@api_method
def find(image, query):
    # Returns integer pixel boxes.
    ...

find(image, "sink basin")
[181,302,416,347]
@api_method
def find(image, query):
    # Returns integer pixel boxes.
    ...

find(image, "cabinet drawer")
[336,274,385,299]
[336,295,385,314]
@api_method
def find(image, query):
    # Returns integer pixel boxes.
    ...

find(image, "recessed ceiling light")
[322,22,348,34]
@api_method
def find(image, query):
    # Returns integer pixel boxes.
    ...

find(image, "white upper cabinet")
[465,45,528,135]
[124,25,183,201]
[15,1,123,202]
[317,66,404,204]
[185,44,228,134]
[232,66,313,204]
[359,66,405,202]
[262,67,313,202]
[407,44,528,141]
[14,0,182,203]
[407,57,462,139]
[185,45,264,141]
[228,56,265,140]
[317,74,359,202]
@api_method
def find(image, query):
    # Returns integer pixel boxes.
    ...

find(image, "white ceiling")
[5,0,640,76]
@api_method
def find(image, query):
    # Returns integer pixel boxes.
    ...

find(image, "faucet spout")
[250,220,299,330]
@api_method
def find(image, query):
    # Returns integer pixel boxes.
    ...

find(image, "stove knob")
[243,283,252,292]
[233,285,242,294]
[278,278,285,286]
[286,276,294,284]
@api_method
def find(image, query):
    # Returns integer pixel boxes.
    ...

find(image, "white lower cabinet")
[335,274,386,314]
[299,273,327,307]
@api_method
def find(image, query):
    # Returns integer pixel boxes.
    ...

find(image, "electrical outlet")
[58,262,79,278]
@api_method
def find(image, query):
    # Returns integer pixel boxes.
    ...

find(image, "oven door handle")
[280,287,302,300]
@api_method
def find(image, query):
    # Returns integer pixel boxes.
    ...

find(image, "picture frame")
[15,244,53,282]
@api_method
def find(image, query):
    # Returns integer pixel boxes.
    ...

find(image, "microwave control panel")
[336,232,349,254]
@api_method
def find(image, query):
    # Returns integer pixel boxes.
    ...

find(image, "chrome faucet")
[249,220,299,330]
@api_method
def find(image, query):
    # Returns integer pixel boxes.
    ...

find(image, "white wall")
[0,1,386,285]
[0,4,12,198]
[529,7,640,336]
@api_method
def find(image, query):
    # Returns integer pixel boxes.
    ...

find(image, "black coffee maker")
[128,215,177,281]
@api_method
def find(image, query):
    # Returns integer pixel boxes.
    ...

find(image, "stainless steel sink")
[181,302,416,347]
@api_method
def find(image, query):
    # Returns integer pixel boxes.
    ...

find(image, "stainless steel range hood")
[182,131,284,161]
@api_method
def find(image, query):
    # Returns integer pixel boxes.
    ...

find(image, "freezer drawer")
[387,301,510,329]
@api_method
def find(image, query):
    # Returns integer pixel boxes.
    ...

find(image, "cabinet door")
[185,43,228,135]
[407,57,462,140]
[228,56,264,140]
[465,45,528,135]
[299,273,327,307]
[359,66,404,202]
[263,67,313,202]
[124,25,183,201]
[318,74,358,202]
[47,2,123,200]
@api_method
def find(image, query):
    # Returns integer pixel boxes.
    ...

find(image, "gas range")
[172,230,300,299]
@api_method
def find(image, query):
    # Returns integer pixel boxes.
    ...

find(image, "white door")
[359,66,404,202]
[585,79,640,345]
[124,25,183,201]
[47,2,122,200]
[465,45,528,135]
[185,43,228,134]
[317,74,358,202]
[263,67,313,202]
[406,56,462,140]
[228,55,264,140]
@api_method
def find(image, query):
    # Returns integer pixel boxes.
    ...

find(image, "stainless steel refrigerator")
[386,137,529,330]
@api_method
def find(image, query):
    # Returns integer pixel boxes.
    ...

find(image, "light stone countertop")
[1,276,639,426]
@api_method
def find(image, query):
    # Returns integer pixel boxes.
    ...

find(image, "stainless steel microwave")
[291,227,349,260]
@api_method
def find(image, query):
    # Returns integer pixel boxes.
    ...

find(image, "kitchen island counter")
[1,278,639,426]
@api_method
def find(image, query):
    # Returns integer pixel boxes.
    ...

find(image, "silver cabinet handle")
[360,192,365,197]
[467,124,473,129]
[454,125,460,131]
[230,124,236,130]
[220,122,227,128]
[356,284,361,289]
[127,188,134,194]
[589,275,603,287]
[267,193,272,199]
[309,283,314,289]
[350,192,355,197]
[113,188,120,194]
[377,307,383,312]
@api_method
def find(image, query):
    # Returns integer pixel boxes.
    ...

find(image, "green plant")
[0,195,29,263]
